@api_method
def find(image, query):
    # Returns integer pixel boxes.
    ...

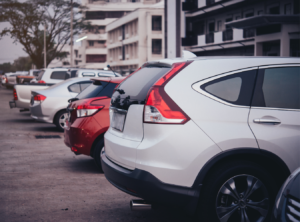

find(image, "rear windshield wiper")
[68,98,79,103]
[116,89,125,94]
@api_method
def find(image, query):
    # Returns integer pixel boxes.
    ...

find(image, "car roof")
[91,77,125,84]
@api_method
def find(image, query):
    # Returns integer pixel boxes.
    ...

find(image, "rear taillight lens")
[144,61,192,124]
[76,97,107,118]
[34,94,46,102]
[38,80,46,84]
[13,89,18,100]
[5,77,8,83]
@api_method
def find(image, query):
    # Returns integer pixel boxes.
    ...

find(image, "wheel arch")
[53,108,67,123]
[193,148,291,189]
[90,131,106,157]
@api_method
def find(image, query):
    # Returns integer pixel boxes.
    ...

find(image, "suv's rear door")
[248,65,300,173]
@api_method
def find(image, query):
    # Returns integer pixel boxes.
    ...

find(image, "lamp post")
[44,23,47,68]
[70,0,74,68]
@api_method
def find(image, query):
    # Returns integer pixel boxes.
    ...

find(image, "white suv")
[101,57,300,222]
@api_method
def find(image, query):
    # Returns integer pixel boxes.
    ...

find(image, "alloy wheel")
[216,175,269,222]
[58,112,68,129]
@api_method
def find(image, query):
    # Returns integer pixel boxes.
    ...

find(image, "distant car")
[64,77,124,171]
[30,77,92,131]
[16,69,40,84]
[30,68,69,84]
[5,72,28,88]
[272,167,300,222]
[75,69,121,78]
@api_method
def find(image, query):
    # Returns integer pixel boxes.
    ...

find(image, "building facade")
[106,2,164,74]
[181,0,300,57]
[78,0,162,70]
[48,45,80,68]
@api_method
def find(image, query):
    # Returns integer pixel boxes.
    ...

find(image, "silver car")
[30,77,92,131]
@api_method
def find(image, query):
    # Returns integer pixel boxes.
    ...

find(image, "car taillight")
[5,77,8,83]
[38,80,46,84]
[144,61,192,124]
[76,97,107,118]
[34,94,46,102]
[13,89,18,100]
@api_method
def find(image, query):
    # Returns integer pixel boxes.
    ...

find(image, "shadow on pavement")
[29,126,63,133]
[67,157,101,174]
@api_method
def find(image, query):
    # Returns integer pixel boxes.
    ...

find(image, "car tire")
[93,138,104,173]
[54,110,68,132]
[197,160,279,222]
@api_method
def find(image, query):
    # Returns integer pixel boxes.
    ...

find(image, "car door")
[248,65,300,173]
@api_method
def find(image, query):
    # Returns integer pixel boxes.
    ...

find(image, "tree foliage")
[0,56,32,73]
[0,0,87,68]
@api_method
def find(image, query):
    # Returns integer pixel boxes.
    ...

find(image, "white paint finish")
[249,108,300,173]
[85,48,107,55]
[167,0,176,59]
[104,131,139,170]
[123,105,145,142]
[165,60,260,151]
[136,120,221,187]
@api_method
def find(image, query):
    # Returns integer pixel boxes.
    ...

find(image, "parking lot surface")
[0,85,194,222]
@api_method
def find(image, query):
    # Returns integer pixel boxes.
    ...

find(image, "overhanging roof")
[226,15,300,29]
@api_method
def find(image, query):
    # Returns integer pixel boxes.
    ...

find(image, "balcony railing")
[206,33,214,44]
[243,28,255,38]
[223,29,233,41]
[182,36,198,46]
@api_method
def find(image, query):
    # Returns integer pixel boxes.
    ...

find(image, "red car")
[64,77,124,171]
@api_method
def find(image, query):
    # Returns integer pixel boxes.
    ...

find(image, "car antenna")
[107,65,117,77]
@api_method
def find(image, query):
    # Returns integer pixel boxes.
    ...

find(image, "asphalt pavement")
[0,84,194,222]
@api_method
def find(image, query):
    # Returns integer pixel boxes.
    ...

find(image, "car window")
[36,70,45,80]
[80,83,91,91]
[252,67,300,109]
[68,83,81,93]
[82,72,95,77]
[33,71,40,77]
[98,72,113,77]
[50,71,68,80]
[201,70,257,106]
[71,70,77,78]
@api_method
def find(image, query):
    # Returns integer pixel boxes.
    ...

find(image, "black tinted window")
[80,83,91,91]
[252,67,300,109]
[71,70,77,78]
[201,70,257,106]
[36,70,45,80]
[115,66,171,101]
[76,81,108,99]
[50,71,68,80]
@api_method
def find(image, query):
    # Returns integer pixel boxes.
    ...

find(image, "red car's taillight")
[38,80,46,84]
[76,97,107,118]
[13,89,18,100]
[34,94,46,102]
[144,61,192,124]
[5,77,8,83]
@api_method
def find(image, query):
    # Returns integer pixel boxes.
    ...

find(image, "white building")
[78,0,163,70]
[106,1,164,74]
[48,45,80,68]
[179,0,300,57]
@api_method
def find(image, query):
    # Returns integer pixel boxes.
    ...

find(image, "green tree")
[0,0,86,68]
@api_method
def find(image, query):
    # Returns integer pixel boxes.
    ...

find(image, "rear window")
[50,71,68,80]
[82,72,96,77]
[76,81,118,100]
[115,66,171,101]
[71,70,77,78]
[36,70,45,80]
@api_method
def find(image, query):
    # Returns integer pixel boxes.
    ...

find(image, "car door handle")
[253,118,281,124]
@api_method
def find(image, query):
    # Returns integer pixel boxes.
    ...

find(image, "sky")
[0,22,28,64]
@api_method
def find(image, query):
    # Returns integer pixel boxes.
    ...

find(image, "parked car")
[101,57,300,221]
[30,68,69,84]
[75,69,121,78]
[272,167,300,222]
[16,69,40,84]
[5,71,28,88]
[64,77,125,170]
[30,77,92,131]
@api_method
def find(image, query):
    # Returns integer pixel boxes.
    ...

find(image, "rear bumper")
[101,150,201,214]
[9,100,16,109]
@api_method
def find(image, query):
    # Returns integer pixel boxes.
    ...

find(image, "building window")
[217,20,222,31]
[268,5,280,14]
[152,39,162,54]
[152,16,162,31]
[257,10,264,15]
[86,55,106,63]
[208,20,215,33]
[88,41,94,46]
[235,15,241,20]
[244,10,254,18]
[86,11,128,20]
[285,4,292,15]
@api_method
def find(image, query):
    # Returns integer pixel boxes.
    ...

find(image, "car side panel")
[164,60,259,151]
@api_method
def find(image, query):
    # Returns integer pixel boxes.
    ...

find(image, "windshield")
[36,70,45,81]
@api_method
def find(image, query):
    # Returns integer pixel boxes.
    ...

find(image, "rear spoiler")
[90,77,125,84]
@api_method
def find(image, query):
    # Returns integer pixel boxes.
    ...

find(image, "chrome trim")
[192,67,258,108]
[253,118,281,124]
[259,64,300,69]
[289,198,300,209]
[287,205,300,218]
[251,106,300,112]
